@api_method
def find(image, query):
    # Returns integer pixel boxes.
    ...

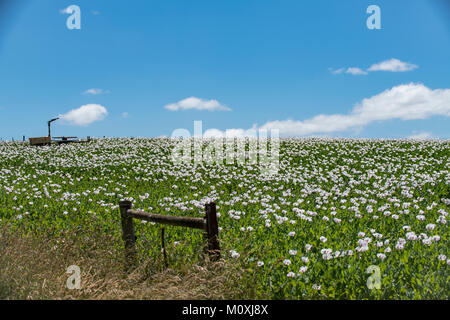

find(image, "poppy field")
[0,138,448,299]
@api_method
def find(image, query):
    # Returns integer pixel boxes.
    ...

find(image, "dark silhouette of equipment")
[48,117,59,138]
[29,117,91,146]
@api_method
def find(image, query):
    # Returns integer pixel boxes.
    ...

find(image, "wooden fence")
[119,200,220,265]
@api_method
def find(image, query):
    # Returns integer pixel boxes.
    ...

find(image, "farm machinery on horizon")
[28,117,91,146]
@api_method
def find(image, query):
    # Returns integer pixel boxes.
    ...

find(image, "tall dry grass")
[0,225,260,300]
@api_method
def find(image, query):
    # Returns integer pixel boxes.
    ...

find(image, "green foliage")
[0,138,448,299]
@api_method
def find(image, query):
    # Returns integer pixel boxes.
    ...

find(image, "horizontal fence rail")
[127,210,207,230]
[119,200,220,266]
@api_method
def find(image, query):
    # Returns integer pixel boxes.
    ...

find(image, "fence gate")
[119,200,220,265]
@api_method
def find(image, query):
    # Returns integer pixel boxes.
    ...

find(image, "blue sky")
[0,0,449,140]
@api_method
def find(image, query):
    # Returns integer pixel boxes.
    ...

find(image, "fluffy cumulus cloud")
[165,97,231,111]
[368,59,418,72]
[331,58,418,75]
[260,83,450,136]
[204,83,450,137]
[59,104,108,126]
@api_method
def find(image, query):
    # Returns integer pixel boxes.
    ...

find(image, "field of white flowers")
[0,138,448,299]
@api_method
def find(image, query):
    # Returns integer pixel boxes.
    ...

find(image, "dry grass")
[0,225,259,300]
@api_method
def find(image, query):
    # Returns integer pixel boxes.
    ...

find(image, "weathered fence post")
[161,228,168,268]
[118,200,220,265]
[205,202,220,261]
[119,200,137,265]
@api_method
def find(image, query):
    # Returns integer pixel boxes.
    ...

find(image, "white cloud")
[368,58,418,72]
[91,10,100,15]
[83,88,108,95]
[330,67,367,75]
[407,132,433,140]
[331,58,418,76]
[59,104,108,126]
[121,112,129,118]
[202,83,449,137]
[353,83,450,121]
[345,67,368,75]
[165,97,231,111]
[260,83,450,136]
